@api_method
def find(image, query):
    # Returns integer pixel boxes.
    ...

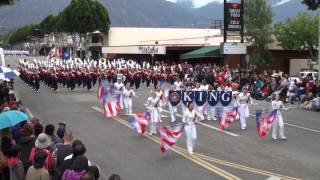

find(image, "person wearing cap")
[29,133,55,172]
[123,86,135,114]
[183,103,200,155]
[147,91,160,135]
[271,94,287,140]
[238,87,252,130]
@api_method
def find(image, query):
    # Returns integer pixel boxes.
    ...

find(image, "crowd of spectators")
[177,62,320,110]
[0,81,121,180]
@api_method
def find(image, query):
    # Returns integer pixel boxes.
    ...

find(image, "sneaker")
[188,151,194,155]
[280,136,287,140]
[272,137,277,140]
[241,127,247,130]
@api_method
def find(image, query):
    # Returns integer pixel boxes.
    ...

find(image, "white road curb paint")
[266,176,281,180]
[25,108,34,118]
[250,113,320,133]
[284,123,320,133]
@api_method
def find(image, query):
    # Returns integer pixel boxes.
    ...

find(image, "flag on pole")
[219,107,238,130]
[129,112,151,134]
[48,47,56,59]
[160,123,185,153]
[97,79,105,104]
[256,110,277,137]
[102,86,121,118]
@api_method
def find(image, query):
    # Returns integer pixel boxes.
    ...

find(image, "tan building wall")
[106,27,222,46]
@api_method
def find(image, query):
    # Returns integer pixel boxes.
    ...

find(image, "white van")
[0,47,5,66]
[299,70,318,80]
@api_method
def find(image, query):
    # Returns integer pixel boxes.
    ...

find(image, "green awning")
[180,46,222,60]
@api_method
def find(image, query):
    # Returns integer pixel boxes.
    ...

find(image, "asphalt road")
[9,58,320,180]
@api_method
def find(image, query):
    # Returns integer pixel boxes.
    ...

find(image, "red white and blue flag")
[97,79,105,104]
[160,123,185,153]
[256,110,277,137]
[97,80,121,118]
[129,112,151,134]
[219,107,238,130]
[102,86,121,118]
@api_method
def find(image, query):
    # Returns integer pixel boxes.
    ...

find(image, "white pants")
[196,105,204,120]
[181,103,186,122]
[239,104,249,129]
[207,106,216,120]
[119,94,124,109]
[149,108,159,134]
[124,97,132,114]
[185,124,197,153]
[272,113,285,138]
[169,104,177,122]
[158,106,162,122]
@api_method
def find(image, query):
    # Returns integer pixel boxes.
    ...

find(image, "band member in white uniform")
[271,95,287,140]
[147,91,160,135]
[231,91,240,119]
[238,88,252,130]
[168,85,177,122]
[155,85,164,123]
[180,84,187,122]
[123,86,135,114]
[174,78,183,91]
[114,79,124,110]
[200,82,209,118]
[206,84,217,121]
[193,83,204,121]
[183,103,200,155]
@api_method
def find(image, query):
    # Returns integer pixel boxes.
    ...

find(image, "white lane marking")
[196,121,239,137]
[250,113,320,133]
[266,176,281,180]
[25,108,34,118]
[284,123,320,133]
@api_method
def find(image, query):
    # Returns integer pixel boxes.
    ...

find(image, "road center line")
[92,106,300,180]
[92,106,240,179]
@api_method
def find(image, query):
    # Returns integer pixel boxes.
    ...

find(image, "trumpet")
[99,58,106,65]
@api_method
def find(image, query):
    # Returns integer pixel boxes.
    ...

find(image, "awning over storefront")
[180,46,222,59]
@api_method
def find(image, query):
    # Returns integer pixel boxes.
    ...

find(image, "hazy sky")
[166,0,293,8]
[166,0,223,8]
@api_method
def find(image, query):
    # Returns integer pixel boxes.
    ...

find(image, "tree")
[274,13,319,68]
[244,0,273,66]
[7,24,41,44]
[60,0,111,34]
[302,0,320,10]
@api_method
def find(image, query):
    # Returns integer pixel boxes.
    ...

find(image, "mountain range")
[0,0,313,34]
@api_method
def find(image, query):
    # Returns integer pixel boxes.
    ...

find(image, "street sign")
[220,42,247,54]
[225,3,242,32]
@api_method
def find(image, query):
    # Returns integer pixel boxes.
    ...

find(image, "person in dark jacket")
[16,124,35,172]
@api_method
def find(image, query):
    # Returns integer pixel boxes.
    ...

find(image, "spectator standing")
[8,145,25,180]
[16,124,35,172]
[61,155,89,180]
[29,133,55,172]
[25,150,51,180]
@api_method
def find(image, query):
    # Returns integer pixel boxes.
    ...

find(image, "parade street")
[9,59,320,180]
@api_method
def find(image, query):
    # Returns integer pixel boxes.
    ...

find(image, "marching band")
[17,57,288,154]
